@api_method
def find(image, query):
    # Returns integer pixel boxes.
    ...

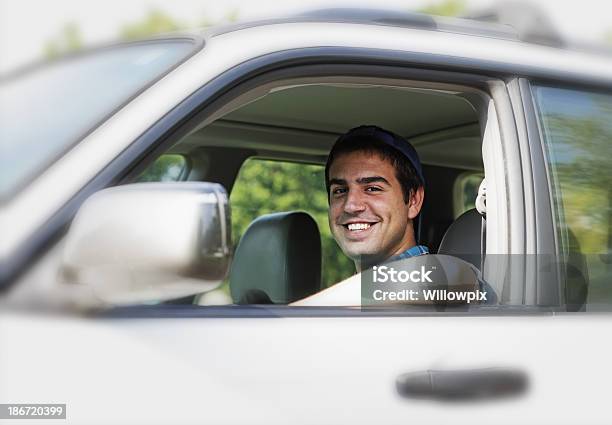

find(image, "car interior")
[144,79,486,305]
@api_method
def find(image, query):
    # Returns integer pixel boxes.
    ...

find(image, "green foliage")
[418,0,467,17]
[136,155,186,182]
[43,23,83,59]
[547,111,612,254]
[120,7,240,39]
[43,7,240,60]
[223,9,240,24]
[120,9,186,40]
[230,159,355,288]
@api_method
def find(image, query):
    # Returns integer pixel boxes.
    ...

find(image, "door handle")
[396,368,528,401]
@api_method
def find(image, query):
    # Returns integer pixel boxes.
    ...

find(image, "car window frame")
[512,79,564,307]
[101,303,562,318]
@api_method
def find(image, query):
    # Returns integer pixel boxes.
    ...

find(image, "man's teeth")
[347,223,371,231]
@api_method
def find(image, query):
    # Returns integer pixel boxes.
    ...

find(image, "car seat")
[437,177,486,269]
[229,211,322,304]
[437,208,482,270]
[437,208,588,310]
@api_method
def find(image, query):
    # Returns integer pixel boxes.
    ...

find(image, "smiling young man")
[292,125,428,306]
[327,125,427,272]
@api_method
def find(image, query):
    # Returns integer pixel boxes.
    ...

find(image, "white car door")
[3,306,611,424]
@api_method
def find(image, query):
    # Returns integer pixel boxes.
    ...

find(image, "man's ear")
[408,186,425,220]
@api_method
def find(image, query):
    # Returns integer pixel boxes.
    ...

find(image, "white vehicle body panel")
[1,311,610,424]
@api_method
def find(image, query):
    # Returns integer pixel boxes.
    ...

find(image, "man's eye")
[365,186,382,192]
[332,187,347,195]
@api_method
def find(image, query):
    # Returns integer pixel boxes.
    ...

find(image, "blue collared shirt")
[390,245,429,261]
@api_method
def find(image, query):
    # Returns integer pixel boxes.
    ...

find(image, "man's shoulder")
[391,245,429,261]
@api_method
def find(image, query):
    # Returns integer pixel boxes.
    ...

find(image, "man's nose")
[343,190,367,214]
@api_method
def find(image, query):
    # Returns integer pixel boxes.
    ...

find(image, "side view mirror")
[59,182,231,305]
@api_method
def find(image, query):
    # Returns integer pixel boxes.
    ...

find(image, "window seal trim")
[99,304,559,319]
[519,79,564,307]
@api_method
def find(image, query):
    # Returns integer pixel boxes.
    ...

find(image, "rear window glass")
[453,172,483,218]
[136,154,188,182]
[533,85,612,309]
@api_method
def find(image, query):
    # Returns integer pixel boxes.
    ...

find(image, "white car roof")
[202,9,612,86]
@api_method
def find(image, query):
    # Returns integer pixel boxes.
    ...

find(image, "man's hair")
[325,134,423,204]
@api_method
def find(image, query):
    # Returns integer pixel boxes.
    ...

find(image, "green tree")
[418,0,467,17]
[120,9,186,40]
[43,7,240,59]
[136,155,186,182]
[120,7,240,39]
[43,22,83,59]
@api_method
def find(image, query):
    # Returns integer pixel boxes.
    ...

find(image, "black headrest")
[230,211,321,304]
[437,208,482,269]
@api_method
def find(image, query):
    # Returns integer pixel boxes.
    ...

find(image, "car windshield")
[0,39,195,202]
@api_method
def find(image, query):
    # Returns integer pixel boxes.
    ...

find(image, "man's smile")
[347,223,372,231]
[339,220,379,239]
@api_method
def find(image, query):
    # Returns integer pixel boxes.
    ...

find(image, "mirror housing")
[59,182,230,305]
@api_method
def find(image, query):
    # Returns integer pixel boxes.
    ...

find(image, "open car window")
[182,79,489,307]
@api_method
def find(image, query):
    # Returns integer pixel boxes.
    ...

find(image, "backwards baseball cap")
[326,125,425,186]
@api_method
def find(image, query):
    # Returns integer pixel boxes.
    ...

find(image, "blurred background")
[1,0,612,75]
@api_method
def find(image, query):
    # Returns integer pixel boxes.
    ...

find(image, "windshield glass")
[0,40,195,201]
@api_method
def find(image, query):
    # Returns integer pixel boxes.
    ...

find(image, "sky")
[1,0,611,74]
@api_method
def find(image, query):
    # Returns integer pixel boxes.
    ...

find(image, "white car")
[1,8,612,425]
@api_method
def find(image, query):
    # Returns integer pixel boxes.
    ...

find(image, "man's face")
[328,151,423,267]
